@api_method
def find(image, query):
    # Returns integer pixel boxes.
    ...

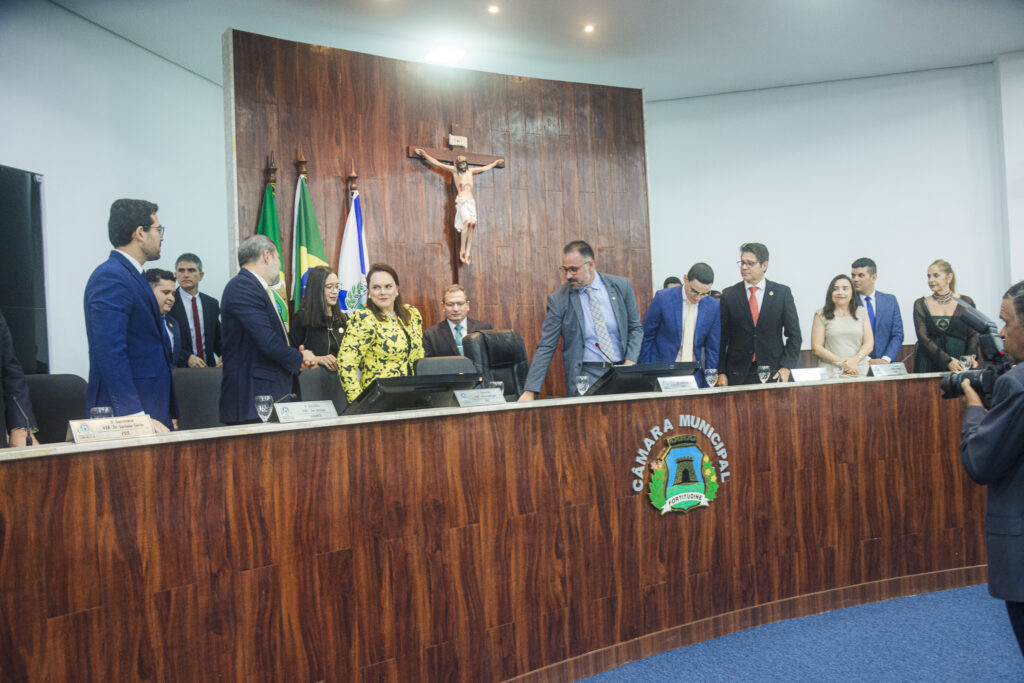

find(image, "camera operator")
[960,281,1024,657]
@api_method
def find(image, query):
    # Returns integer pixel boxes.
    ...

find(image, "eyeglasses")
[559,260,593,275]
[324,284,341,292]
[443,300,468,308]
[737,259,760,268]
[150,225,165,236]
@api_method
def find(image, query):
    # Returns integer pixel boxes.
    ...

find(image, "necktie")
[865,295,876,330]
[455,324,464,355]
[749,286,759,361]
[586,286,615,361]
[680,301,697,363]
[191,295,204,360]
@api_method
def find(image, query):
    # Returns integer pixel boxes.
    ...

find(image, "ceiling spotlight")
[488,5,499,14]
[424,46,466,65]
[583,24,595,33]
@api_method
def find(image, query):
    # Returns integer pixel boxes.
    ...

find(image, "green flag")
[292,175,329,311]
[256,183,289,323]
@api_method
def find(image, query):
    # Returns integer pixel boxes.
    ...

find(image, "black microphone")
[595,343,616,366]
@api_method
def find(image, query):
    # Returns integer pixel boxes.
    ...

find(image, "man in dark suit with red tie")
[717,242,801,386]
[168,252,222,368]
[422,284,492,357]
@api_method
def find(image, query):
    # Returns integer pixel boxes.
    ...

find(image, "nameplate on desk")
[273,401,338,422]
[791,368,828,382]
[454,388,505,407]
[68,416,155,443]
[658,376,698,392]
[868,362,908,377]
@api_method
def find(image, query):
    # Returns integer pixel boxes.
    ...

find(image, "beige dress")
[815,309,869,377]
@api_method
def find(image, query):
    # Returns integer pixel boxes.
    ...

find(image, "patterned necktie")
[191,295,204,360]
[865,295,876,330]
[586,286,614,360]
[455,324,464,355]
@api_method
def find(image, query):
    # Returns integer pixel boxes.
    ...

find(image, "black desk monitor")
[583,362,699,396]
[343,373,482,415]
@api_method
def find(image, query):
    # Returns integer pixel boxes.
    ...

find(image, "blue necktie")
[865,295,876,330]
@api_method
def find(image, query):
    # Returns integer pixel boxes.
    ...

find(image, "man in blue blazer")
[219,235,317,424]
[84,199,176,431]
[960,282,1024,656]
[639,263,720,387]
[851,257,905,364]
[519,240,643,399]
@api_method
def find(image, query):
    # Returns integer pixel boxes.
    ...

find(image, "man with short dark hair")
[662,276,682,290]
[717,242,801,385]
[519,240,643,400]
[850,257,904,364]
[422,284,492,357]
[640,263,720,386]
[169,252,222,368]
[84,199,176,432]
[960,281,1024,657]
[146,268,187,369]
[219,235,317,424]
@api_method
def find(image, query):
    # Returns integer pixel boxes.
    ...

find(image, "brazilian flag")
[292,175,329,312]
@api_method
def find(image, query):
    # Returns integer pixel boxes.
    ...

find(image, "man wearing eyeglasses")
[518,240,643,400]
[84,198,177,433]
[639,263,720,387]
[716,242,801,386]
[423,284,492,357]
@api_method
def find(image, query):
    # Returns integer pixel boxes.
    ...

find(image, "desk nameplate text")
[658,376,698,392]
[869,362,908,377]
[454,388,506,407]
[69,415,155,443]
[274,401,338,423]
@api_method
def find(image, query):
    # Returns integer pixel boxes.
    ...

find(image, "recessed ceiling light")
[583,24,595,33]
[488,5,499,14]
[424,46,466,65]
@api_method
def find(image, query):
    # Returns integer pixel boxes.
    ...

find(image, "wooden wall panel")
[0,377,986,680]
[230,30,653,397]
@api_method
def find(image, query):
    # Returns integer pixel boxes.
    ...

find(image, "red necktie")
[191,296,204,360]
[749,286,759,361]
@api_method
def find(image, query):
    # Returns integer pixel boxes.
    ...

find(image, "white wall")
[646,65,1009,351]
[0,0,228,378]
[997,51,1024,283]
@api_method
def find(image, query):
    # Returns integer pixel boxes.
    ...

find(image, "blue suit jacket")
[638,286,720,386]
[861,290,904,361]
[84,251,176,426]
[524,272,643,396]
[164,315,188,368]
[219,269,305,423]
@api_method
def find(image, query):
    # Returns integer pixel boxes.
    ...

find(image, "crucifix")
[408,124,505,266]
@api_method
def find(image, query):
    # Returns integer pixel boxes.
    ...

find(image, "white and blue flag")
[337,189,368,311]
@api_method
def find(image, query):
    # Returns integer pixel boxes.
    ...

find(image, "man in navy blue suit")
[850,257,905,365]
[146,268,188,368]
[639,262,720,387]
[220,235,317,424]
[84,199,176,432]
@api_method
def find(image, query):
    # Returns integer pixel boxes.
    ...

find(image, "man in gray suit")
[518,240,643,400]
[960,280,1024,656]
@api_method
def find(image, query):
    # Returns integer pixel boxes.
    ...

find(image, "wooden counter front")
[0,376,985,681]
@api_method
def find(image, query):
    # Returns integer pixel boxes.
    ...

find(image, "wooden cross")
[406,123,505,168]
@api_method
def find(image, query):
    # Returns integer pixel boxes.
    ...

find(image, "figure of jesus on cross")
[415,148,504,265]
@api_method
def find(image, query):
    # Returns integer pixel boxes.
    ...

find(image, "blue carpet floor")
[582,586,1024,681]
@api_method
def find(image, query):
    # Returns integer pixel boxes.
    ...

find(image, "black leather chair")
[24,373,88,443]
[462,330,529,401]
[172,367,224,430]
[298,367,348,415]
[413,356,478,376]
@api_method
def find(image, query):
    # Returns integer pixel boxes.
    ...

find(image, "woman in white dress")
[811,274,874,377]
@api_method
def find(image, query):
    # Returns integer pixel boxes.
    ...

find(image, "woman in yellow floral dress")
[338,263,424,402]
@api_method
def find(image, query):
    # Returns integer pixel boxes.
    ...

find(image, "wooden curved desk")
[0,375,984,681]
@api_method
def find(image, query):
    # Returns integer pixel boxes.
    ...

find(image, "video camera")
[939,298,1012,408]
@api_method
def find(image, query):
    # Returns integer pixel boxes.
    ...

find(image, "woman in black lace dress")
[912,259,977,373]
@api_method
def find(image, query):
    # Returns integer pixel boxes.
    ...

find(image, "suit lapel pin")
[769,291,774,296]
[611,297,616,301]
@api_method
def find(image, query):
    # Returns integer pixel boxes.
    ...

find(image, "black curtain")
[0,165,48,374]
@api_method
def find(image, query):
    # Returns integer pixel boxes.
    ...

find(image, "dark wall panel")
[230,31,653,397]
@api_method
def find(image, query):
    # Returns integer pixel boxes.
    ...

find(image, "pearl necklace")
[932,291,954,304]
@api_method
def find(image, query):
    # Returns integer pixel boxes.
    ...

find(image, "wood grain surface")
[229,30,653,398]
[0,377,984,681]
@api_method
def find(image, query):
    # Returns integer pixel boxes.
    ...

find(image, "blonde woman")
[912,259,977,373]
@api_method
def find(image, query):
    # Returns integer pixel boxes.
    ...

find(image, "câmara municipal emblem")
[648,434,719,515]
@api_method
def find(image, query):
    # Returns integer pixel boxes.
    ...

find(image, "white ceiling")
[54,0,1024,101]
